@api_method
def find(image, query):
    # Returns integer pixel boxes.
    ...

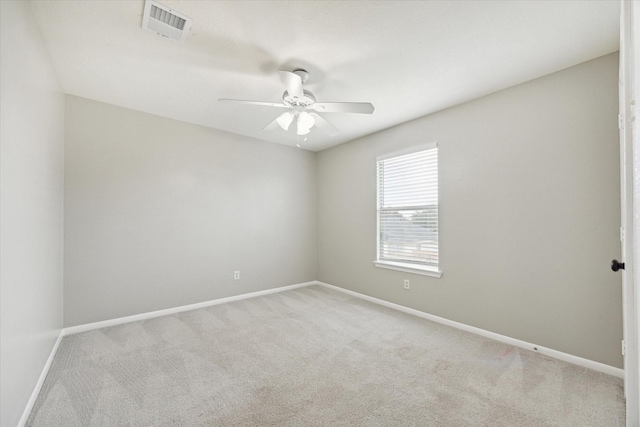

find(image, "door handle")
[611,259,625,272]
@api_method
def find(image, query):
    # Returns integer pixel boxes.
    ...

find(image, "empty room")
[2,1,639,426]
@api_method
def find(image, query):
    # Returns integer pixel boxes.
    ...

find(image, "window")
[374,143,441,277]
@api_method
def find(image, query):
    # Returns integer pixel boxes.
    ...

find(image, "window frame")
[374,143,442,278]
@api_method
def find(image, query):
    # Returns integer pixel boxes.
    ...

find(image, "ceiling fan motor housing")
[283,89,316,108]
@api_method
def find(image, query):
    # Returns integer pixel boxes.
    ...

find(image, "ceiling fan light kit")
[219,69,374,146]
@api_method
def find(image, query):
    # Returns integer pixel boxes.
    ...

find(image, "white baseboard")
[315,281,624,379]
[18,330,64,427]
[63,281,316,336]
[20,279,623,426]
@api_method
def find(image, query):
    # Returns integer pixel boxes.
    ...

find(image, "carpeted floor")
[27,285,625,426]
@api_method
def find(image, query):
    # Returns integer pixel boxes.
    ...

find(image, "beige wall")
[0,2,65,426]
[63,96,317,327]
[317,53,622,368]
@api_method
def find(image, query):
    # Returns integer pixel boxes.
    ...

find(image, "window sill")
[373,261,442,278]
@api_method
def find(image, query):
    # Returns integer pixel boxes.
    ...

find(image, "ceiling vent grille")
[142,0,192,43]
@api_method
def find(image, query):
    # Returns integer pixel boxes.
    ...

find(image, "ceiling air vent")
[142,0,192,43]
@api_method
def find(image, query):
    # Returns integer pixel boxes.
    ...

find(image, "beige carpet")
[27,285,624,426]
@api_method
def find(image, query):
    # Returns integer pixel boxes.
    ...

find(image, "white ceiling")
[30,1,620,152]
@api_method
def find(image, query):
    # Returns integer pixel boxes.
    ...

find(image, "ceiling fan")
[219,69,374,138]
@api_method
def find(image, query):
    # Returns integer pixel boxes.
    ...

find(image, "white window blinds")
[377,145,438,268]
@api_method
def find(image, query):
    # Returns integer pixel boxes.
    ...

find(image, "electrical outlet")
[234,271,240,280]
[404,279,410,290]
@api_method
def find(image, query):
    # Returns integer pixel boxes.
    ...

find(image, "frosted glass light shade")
[296,111,315,135]
[276,111,295,130]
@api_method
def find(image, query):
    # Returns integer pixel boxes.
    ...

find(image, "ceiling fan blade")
[263,117,282,131]
[219,99,288,108]
[310,102,375,114]
[279,70,304,99]
[309,113,339,137]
